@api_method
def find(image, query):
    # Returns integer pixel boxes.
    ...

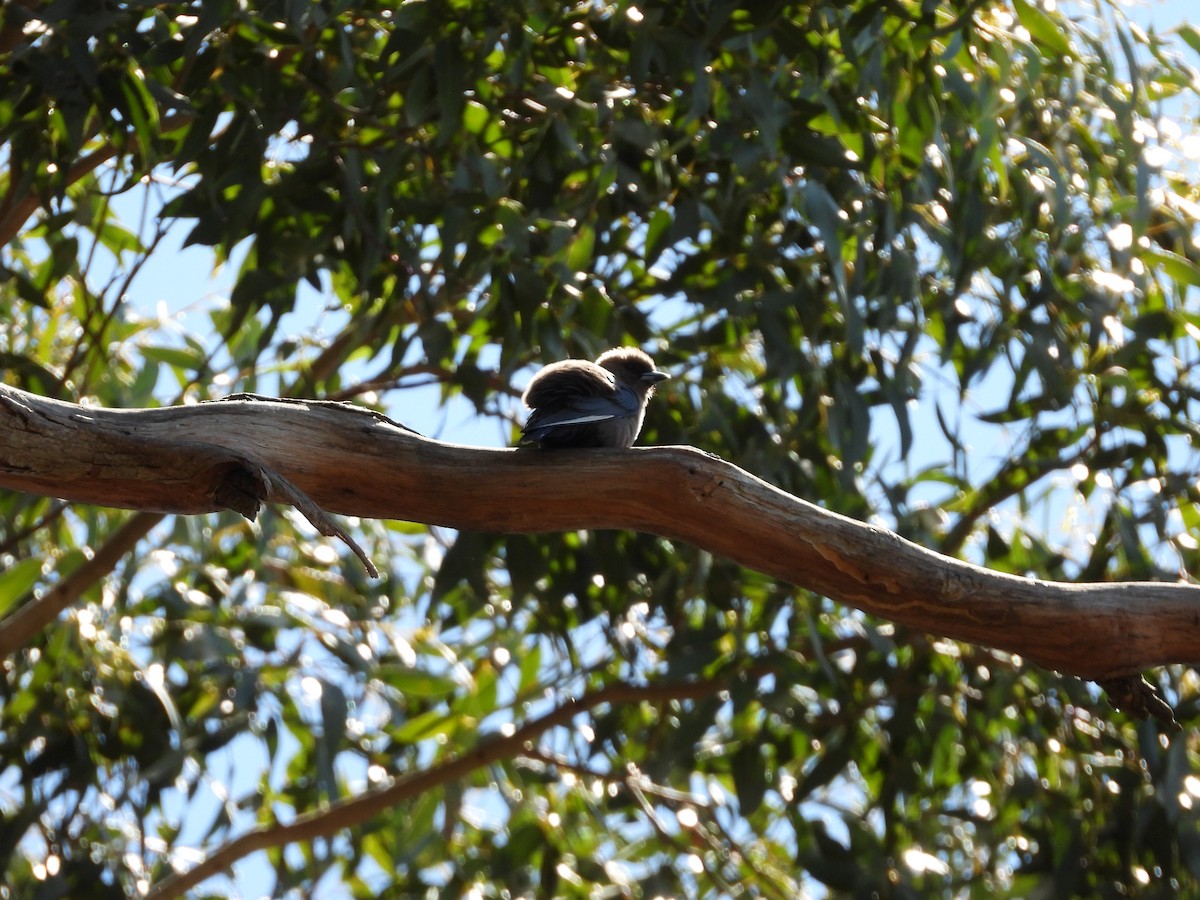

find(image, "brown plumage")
[520,348,669,448]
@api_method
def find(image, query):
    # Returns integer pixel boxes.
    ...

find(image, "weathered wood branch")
[1,383,1198,686]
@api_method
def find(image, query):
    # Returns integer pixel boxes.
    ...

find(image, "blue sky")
[1134,0,1193,30]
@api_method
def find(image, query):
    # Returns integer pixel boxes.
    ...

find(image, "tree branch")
[0,143,118,248]
[144,678,728,900]
[0,511,161,656]
[1,383,1198,681]
[0,111,191,248]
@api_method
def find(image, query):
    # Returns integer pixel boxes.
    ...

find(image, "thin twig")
[0,499,68,558]
[254,463,379,578]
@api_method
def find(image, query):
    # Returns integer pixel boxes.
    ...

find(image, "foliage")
[2,0,1200,896]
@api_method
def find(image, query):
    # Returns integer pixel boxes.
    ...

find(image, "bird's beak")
[641,371,670,385]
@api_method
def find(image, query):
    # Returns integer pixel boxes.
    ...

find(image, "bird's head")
[596,348,670,395]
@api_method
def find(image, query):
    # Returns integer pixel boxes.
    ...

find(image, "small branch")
[0,144,118,248]
[0,511,162,656]
[253,462,378,578]
[144,678,728,900]
[0,108,195,248]
[0,498,67,557]
[1097,675,1179,730]
[0,1,37,55]
[941,435,1097,557]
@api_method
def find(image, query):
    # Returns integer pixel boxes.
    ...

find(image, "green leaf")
[95,221,147,258]
[1176,23,1200,58]
[1144,247,1200,289]
[566,224,596,272]
[393,708,458,743]
[1013,0,1072,58]
[644,207,673,266]
[119,58,162,153]
[463,99,489,135]
[377,665,460,698]
[517,641,542,696]
[0,558,42,618]
[139,343,206,370]
[731,743,768,814]
[803,181,845,261]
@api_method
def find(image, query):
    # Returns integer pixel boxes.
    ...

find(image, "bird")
[520,348,670,448]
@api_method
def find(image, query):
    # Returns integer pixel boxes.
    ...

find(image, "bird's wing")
[521,385,640,438]
[523,361,617,406]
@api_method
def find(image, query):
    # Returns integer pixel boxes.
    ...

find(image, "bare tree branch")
[1,383,1199,682]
